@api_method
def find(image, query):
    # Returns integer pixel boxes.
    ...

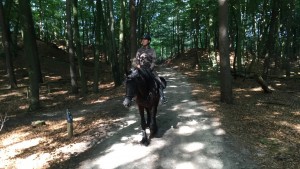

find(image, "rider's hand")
[137,64,141,69]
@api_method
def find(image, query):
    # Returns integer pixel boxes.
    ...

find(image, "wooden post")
[67,122,73,138]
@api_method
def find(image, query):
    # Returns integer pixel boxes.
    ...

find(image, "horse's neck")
[136,81,150,97]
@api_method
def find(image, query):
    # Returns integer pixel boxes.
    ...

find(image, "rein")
[125,67,158,102]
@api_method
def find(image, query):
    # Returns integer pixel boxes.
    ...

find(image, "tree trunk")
[73,0,87,95]
[130,0,137,59]
[195,8,200,49]
[119,0,126,74]
[19,0,42,111]
[66,0,79,94]
[262,1,279,79]
[93,0,102,93]
[0,1,17,88]
[218,0,233,104]
[108,0,121,86]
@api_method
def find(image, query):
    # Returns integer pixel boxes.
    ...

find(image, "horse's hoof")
[140,139,149,146]
[150,128,158,138]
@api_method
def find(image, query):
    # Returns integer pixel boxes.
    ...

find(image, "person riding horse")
[131,34,167,104]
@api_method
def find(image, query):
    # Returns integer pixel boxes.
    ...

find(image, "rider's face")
[141,39,150,46]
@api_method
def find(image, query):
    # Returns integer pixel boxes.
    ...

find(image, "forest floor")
[0,41,299,169]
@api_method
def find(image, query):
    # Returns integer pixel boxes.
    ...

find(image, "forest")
[0,0,299,110]
[0,0,300,168]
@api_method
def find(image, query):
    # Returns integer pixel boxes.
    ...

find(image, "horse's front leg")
[138,105,149,146]
[149,106,158,138]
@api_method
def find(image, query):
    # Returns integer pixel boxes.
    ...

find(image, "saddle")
[129,67,165,89]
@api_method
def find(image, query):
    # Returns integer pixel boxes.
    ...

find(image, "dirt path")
[58,67,258,169]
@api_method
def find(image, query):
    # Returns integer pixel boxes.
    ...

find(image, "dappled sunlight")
[49,90,68,95]
[58,141,91,154]
[1,132,31,147]
[177,125,196,135]
[14,153,52,169]
[291,111,300,116]
[0,91,24,100]
[90,96,110,103]
[180,142,205,153]
[176,162,197,169]
[100,82,115,89]
[214,128,226,135]
[277,121,300,133]
[44,75,62,81]
[168,85,178,88]
[76,83,230,169]
[0,114,121,168]
[250,87,263,91]
[80,141,166,169]
[0,137,44,165]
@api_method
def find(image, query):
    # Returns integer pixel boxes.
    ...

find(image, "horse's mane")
[137,67,157,90]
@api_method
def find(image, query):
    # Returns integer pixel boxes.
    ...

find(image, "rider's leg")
[158,86,167,104]
[152,71,167,104]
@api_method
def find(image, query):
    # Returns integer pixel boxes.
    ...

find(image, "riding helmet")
[141,34,151,41]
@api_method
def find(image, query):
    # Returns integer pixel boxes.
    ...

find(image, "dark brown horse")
[123,67,166,146]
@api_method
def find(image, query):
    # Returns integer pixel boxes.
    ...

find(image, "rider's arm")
[135,49,141,68]
[150,49,156,70]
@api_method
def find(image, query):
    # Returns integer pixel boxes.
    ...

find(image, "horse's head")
[123,74,137,108]
[123,67,155,108]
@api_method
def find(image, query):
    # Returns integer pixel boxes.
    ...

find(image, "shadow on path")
[52,67,258,169]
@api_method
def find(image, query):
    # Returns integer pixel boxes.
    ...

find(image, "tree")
[66,0,79,94]
[218,0,233,104]
[73,0,88,95]
[93,0,102,93]
[107,0,121,86]
[119,0,127,74]
[19,0,43,111]
[0,0,17,88]
[129,0,137,59]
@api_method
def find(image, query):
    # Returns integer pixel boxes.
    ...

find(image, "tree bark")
[119,0,126,74]
[130,0,137,59]
[218,0,233,104]
[19,0,42,111]
[262,1,279,79]
[66,0,79,94]
[0,1,17,88]
[73,0,87,95]
[108,0,121,86]
[93,0,102,93]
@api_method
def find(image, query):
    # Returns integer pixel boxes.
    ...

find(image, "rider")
[131,34,167,104]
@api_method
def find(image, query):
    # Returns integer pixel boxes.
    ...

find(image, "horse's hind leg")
[149,107,158,138]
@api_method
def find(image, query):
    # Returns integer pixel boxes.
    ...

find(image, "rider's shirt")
[135,46,156,70]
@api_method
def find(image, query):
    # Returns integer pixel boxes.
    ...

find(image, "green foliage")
[3,0,300,64]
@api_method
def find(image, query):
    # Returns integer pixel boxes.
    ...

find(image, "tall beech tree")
[0,0,17,89]
[66,0,79,94]
[73,0,87,95]
[19,0,43,111]
[218,0,233,104]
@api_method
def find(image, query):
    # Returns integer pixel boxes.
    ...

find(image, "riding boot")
[155,77,165,89]
[159,86,167,104]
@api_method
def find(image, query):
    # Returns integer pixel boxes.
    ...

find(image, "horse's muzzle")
[123,97,132,108]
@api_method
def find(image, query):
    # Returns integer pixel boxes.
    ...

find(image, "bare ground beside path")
[54,67,258,169]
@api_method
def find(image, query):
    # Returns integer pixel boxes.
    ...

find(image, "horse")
[123,67,166,146]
